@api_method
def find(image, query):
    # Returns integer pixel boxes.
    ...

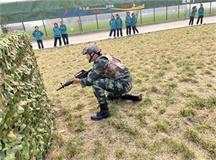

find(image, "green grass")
[196,123,216,134]
[67,114,86,132]
[137,110,148,126]
[107,119,141,137]
[162,138,195,159]
[180,108,196,117]
[153,120,173,133]
[115,149,126,158]
[159,108,166,114]
[92,140,108,159]
[185,129,216,158]
[187,96,216,110]
[36,24,216,159]
[66,138,84,158]
[53,132,64,148]
[179,76,199,83]
[74,103,85,111]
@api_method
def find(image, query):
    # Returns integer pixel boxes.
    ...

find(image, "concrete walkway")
[31,16,216,50]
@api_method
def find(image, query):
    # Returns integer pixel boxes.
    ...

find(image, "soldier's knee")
[92,80,103,91]
[93,79,106,88]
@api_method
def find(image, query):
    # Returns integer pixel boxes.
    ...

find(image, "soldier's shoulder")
[96,56,109,63]
[94,56,109,66]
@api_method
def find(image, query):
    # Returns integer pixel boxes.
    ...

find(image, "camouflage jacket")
[79,54,132,87]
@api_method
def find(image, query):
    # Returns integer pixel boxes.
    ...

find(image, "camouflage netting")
[0,32,54,159]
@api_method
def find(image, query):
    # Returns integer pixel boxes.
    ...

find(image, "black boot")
[107,92,121,100]
[121,93,142,101]
[91,103,111,121]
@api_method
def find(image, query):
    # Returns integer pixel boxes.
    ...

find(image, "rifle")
[56,69,92,91]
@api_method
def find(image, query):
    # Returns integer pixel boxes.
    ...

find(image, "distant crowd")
[32,4,205,49]
[32,21,69,49]
[109,12,139,38]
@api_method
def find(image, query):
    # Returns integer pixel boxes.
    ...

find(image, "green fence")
[0,0,214,24]
[0,0,215,38]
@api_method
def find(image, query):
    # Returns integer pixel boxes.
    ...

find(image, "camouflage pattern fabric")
[79,55,132,104]
[0,32,54,159]
[93,76,132,104]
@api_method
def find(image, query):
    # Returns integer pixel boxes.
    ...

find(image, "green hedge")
[0,32,54,159]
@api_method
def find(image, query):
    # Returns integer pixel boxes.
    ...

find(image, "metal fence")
[1,1,216,37]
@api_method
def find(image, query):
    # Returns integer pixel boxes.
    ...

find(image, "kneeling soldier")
[71,43,133,120]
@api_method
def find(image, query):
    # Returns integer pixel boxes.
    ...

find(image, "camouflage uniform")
[79,55,133,104]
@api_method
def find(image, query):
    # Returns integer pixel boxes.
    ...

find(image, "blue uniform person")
[32,26,44,49]
[197,4,204,25]
[109,15,117,38]
[125,12,132,35]
[131,13,139,34]
[60,21,69,45]
[189,6,197,25]
[53,23,62,47]
[116,14,123,37]
[71,44,133,120]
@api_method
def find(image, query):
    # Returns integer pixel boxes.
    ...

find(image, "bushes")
[0,32,54,159]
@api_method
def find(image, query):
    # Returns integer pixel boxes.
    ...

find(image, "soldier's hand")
[71,78,80,84]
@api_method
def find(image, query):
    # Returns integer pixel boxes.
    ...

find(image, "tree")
[76,19,82,32]
[0,15,10,34]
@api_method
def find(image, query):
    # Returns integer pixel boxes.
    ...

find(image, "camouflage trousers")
[92,78,132,104]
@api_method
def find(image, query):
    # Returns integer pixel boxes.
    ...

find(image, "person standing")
[32,26,44,49]
[116,14,123,37]
[131,13,139,34]
[125,12,132,36]
[109,15,116,38]
[53,23,62,47]
[197,4,204,25]
[189,6,197,26]
[60,21,69,45]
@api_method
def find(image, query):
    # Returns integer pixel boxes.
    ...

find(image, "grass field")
[35,24,216,160]
[27,8,216,39]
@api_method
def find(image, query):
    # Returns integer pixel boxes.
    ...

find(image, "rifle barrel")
[56,86,64,91]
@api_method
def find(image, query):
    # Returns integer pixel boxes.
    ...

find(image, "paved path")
[31,16,216,50]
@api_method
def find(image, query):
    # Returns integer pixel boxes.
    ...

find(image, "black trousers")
[37,40,44,49]
[109,29,116,37]
[54,37,62,47]
[126,26,131,35]
[62,34,69,45]
[116,28,123,37]
[197,16,203,24]
[189,17,194,25]
[132,26,139,34]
